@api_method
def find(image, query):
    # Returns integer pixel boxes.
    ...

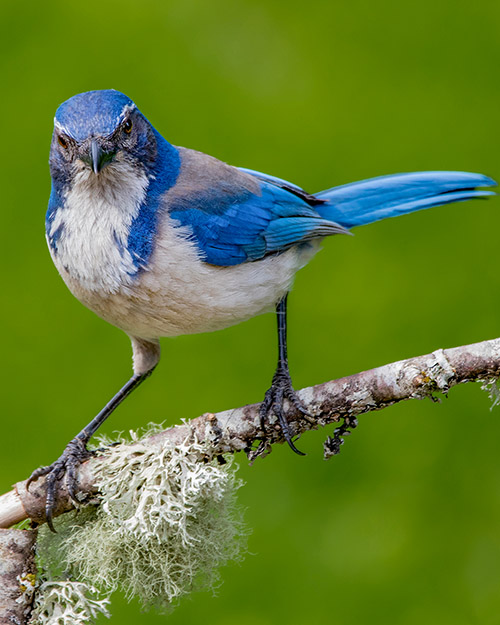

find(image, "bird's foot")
[26,437,93,532]
[259,367,312,455]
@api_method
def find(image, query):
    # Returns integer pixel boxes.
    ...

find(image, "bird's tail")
[315,171,496,228]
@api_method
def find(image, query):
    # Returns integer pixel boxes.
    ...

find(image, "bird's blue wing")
[168,153,347,266]
[167,151,495,266]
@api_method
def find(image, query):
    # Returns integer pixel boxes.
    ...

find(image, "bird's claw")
[26,437,93,532]
[259,368,312,455]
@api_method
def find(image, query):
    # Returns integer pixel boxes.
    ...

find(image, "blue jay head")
[50,90,158,182]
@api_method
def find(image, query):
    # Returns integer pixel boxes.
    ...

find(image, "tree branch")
[0,528,37,624]
[1,336,499,530]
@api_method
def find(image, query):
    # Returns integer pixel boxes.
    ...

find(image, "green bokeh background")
[2,1,500,623]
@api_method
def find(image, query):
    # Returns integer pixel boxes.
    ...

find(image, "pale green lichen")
[36,429,247,614]
[17,572,37,610]
[29,581,111,625]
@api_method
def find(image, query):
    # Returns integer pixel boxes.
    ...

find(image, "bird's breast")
[48,163,149,293]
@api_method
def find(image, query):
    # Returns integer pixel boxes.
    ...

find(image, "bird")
[28,89,496,530]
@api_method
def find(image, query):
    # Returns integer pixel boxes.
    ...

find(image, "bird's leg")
[27,337,160,531]
[259,293,311,455]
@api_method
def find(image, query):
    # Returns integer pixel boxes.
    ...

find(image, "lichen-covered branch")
[1,336,500,531]
[0,528,37,624]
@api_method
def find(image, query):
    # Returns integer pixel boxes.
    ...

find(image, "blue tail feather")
[316,171,496,228]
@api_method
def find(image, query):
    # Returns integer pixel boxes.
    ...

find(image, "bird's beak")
[80,139,116,174]
[91,140,103,174]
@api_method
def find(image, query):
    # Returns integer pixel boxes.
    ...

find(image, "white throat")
[49,160,149,293]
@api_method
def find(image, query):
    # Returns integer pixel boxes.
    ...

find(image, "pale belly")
[54,231,321,340]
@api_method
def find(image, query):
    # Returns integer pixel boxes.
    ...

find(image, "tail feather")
[316,171,496,228]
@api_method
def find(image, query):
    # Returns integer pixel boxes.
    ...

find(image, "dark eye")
[123,118,133,134]
[58,134,69,149]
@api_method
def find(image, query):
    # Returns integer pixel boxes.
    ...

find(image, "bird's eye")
[123,118,133,134]
[58,134,69,149]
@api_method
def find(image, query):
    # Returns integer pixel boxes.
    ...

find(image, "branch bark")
[1,336,499,531]
[0,528,37,624]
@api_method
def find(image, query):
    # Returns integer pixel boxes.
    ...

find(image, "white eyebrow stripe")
[54,119,76,139]
[118,102,137,122]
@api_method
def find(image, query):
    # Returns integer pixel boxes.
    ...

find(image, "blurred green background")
[2,0,500,623]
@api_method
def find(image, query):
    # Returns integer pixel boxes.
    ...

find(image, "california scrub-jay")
[28,89,495,529]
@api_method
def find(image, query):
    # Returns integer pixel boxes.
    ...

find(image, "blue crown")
[55,90,135,142]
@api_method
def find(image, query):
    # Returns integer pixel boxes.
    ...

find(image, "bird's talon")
[26,464,56,491]
[27,438,93,531]
[260,367,310,455]
[288,395,313,419]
